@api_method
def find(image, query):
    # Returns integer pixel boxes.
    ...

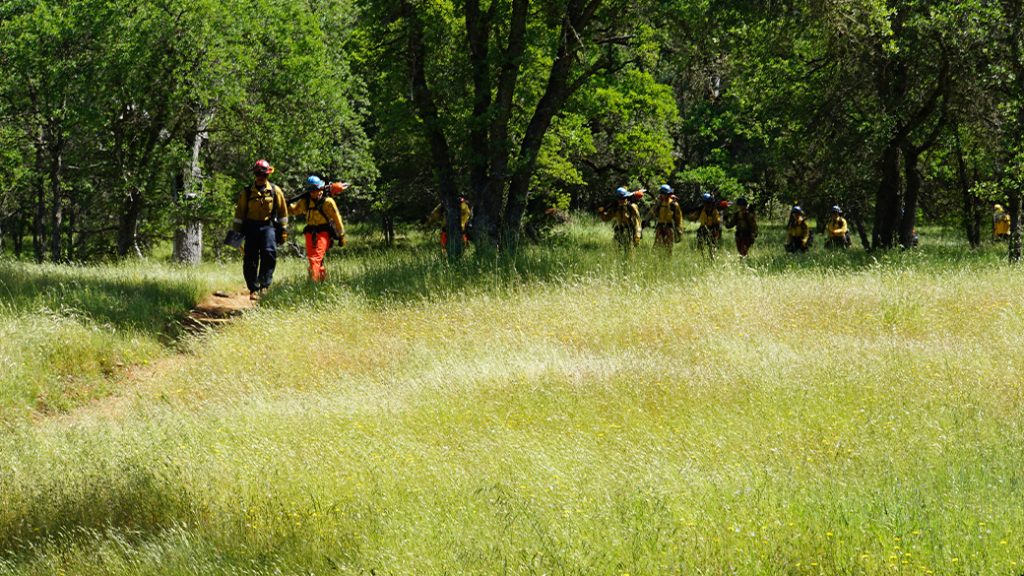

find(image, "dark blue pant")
[243,222,277,292]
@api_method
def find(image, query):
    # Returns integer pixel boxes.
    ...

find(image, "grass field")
[1,220,1022,575]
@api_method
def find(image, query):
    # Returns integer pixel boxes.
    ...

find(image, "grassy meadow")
[1,219,1023,575]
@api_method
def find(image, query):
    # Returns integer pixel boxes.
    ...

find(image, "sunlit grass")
[1,222,1022,574]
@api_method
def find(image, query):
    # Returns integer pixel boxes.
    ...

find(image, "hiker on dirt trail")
[725,196,758,257]
[599,187,643,252]
[994,204,1011,240]
[233,159,289,300]
[785,205,811,253]
[426,196,472,249]
[686,193,723,248]
[645,184,683,252]
[825,205,851,250]
[289,176,347,282]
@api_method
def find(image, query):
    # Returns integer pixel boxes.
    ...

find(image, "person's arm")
[460,202,471,231]
[836,218,848,236]
[274,187,289,228]
[233,189,248,232]
[325,199,346,245]
[673,203,683,229]
[426,204,443,226]
[631,205,642,238]
[288,197,308,217]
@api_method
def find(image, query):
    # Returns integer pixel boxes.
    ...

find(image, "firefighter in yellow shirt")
[599,187,642,252]
[645,184,683,252]
[232,159,289,300]
[825,205,851,249]
[289,176,347,282]
[426,196,472,249]
[994,204,1011,240]
[785,205,811,253]
[725,197,758,256]
[687,192,722,248]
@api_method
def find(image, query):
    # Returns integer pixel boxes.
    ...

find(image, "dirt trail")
[179,290,255,333]
[50,290,254,424]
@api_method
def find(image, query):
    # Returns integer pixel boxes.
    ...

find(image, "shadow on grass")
[0,262,203,337]
[242,224,1012,307]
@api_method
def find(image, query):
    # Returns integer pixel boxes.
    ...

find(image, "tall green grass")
[1,223,1022,574]
[0,261,237,419]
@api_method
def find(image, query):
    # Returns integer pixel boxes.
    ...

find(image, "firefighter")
[645,184,683,252]
[289,176,346,282]
[994,204,1011,240]
[426,196,472,249]
[725,197,758,257]
[599,187,642,252]
[688,193,723,248]
[825,205,851,249]
[232,159,289,300]
[785,205,811,253]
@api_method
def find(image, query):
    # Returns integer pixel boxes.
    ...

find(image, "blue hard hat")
[701,192,713,202]
[305,175,325,191]
[659,184,673,195]
[791,205,804,214]
[616,187,630,198]
[831,205,842,214]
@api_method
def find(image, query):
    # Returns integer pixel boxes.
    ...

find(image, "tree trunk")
[13,212,23,258]
[954,133,981,248]
[872,142,902,250]
[402,0,463,258]
[117,188,144,258]
[898,144,920,249]
[48,126,65,262]
[66,202,76,261]
[1009,189,1021,263]
[501,11,583,250]
[848,204,872,250]
[33,131,46,263]
[382,213,395,247]
[173,115,209,266]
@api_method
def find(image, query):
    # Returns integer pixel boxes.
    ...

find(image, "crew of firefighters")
[230,159,1011,299]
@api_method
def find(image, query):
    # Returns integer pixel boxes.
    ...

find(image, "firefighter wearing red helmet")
[233,159,289,300]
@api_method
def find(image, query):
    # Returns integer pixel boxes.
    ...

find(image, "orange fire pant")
[440,230,468,249]
[305,231,331,282]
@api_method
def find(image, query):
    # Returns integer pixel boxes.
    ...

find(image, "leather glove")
[281,230,289,243]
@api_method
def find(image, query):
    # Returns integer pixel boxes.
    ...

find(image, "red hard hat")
[329,182,349,196]
[252,159,273,176]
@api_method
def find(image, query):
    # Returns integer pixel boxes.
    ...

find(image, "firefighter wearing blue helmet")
[785,205,811,253]
[288,175,346,281]
[599,186,643,252]
[645,184,683,252]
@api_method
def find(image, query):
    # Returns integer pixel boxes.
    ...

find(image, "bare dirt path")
[49,289,255,424]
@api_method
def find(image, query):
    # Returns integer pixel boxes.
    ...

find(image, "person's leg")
[243,224,261,292]
[305,232,318,280]
[256,225,277,289]
[307,231,329,282]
